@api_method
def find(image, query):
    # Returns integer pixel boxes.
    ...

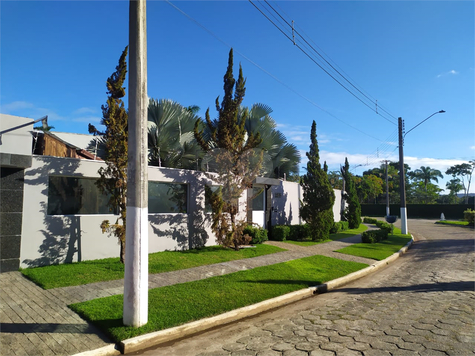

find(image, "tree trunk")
[120,238,126,264]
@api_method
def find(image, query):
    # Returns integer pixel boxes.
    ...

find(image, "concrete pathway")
[0,230,373,355]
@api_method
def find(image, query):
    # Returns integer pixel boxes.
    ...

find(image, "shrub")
[243,225,268,244]
[340,221,349,231]
[330,222,342,234]
[329,221,349,234]
[288,224,310,241]
[464,209,475,226]
[362,230,379,243]
[363,217,378,224]
[361,228,389,244]
[271,225,290,241]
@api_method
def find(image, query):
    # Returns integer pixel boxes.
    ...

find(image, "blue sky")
[1,0,474,192]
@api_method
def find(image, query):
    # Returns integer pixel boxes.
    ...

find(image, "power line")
[165,0,387,142]
[261,0,398,122]
[250,0,398,125]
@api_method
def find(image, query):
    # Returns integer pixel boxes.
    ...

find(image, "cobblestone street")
[136,220,475,356]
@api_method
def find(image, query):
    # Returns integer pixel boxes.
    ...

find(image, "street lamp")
[398,110,445,234]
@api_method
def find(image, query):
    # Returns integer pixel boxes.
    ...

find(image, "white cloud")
[73,107,97,115]
[470,146,475,150]
[72,116,102,124]
[0,100,100,128]
[436,69,459,78]
[0,101,35,113]
[403,156,468,173]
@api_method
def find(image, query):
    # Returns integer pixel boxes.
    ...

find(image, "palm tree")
[412,166,443,191]
[239,103,300,179]
[148,98,203,170]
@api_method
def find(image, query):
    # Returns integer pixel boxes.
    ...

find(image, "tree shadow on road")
[409,238,475,262]
[336,280,475,295]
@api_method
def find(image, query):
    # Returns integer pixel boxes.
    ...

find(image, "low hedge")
[361,229,389,243]
[464,209,475,226]
[243,225,268,244]
[271,225,290,241]
[288,224,310,241]
[330,221,349,234]
[363,217,378,224]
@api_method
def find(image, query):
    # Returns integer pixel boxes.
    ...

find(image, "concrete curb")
[76,236,415,355]
[71,344,121,356]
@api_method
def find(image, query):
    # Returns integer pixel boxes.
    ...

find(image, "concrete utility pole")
[383,160,390,217]
[398,110,445,235]
[124,0,148,327]
[398,117,408,234]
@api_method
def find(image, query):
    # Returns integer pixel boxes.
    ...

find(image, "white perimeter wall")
[20,156,225,268]
[20,156,344,268]
[272,181,342,225]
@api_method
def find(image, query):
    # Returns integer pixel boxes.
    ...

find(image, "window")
[252,187,265,211]
[204,185,220,213]
[148,182,187,214]
[47,176,111,215]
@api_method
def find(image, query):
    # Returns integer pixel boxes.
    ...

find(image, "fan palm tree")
[412,166,443,191]
[148,98,204,170]
[239,103,300,179]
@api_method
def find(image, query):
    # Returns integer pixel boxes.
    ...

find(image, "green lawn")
[20,244,285,289]
[335,228,412,261]
[69,255,368,342]
[435,220,470,227]
[283,224,368,246]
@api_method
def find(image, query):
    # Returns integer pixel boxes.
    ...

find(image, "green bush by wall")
[243,225,268,244]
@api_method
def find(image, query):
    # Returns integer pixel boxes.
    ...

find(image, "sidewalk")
[0,233,375,356]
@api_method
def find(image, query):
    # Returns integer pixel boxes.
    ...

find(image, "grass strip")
[335,228,411,261]
[69,255,367,342]
[20,244,285,289]
[435,220,470,226]
[283,224,368,246]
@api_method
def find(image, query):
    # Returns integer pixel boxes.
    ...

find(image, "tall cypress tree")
[300,121,335,241]
[342,157,361,229]
[89,46,129,263]
[194,49,263,250]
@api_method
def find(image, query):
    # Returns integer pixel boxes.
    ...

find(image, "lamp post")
[398,110,445,234]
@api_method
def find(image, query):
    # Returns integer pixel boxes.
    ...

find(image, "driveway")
[133,219,475,356]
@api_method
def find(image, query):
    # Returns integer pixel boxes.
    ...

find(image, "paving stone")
[236,337,256,344]
[396,341,425,351]
[329,335,354,344]
[305,335,330,344]
[246,341,272,351]
[368,340,398,350]
[309,350,334,356]
[419,350,447,356]
[231,351,257,356]
[283,350,308,356]
[384,329,409,337]
[361,349,392,356]
[256,351,282,356]
[249,330,273,338]
[223,343,248,352]
[343,341,370,352]
[294,342,317,352]
[390,350,419,356]
[280,336,307,344]
[271,342,295,352]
